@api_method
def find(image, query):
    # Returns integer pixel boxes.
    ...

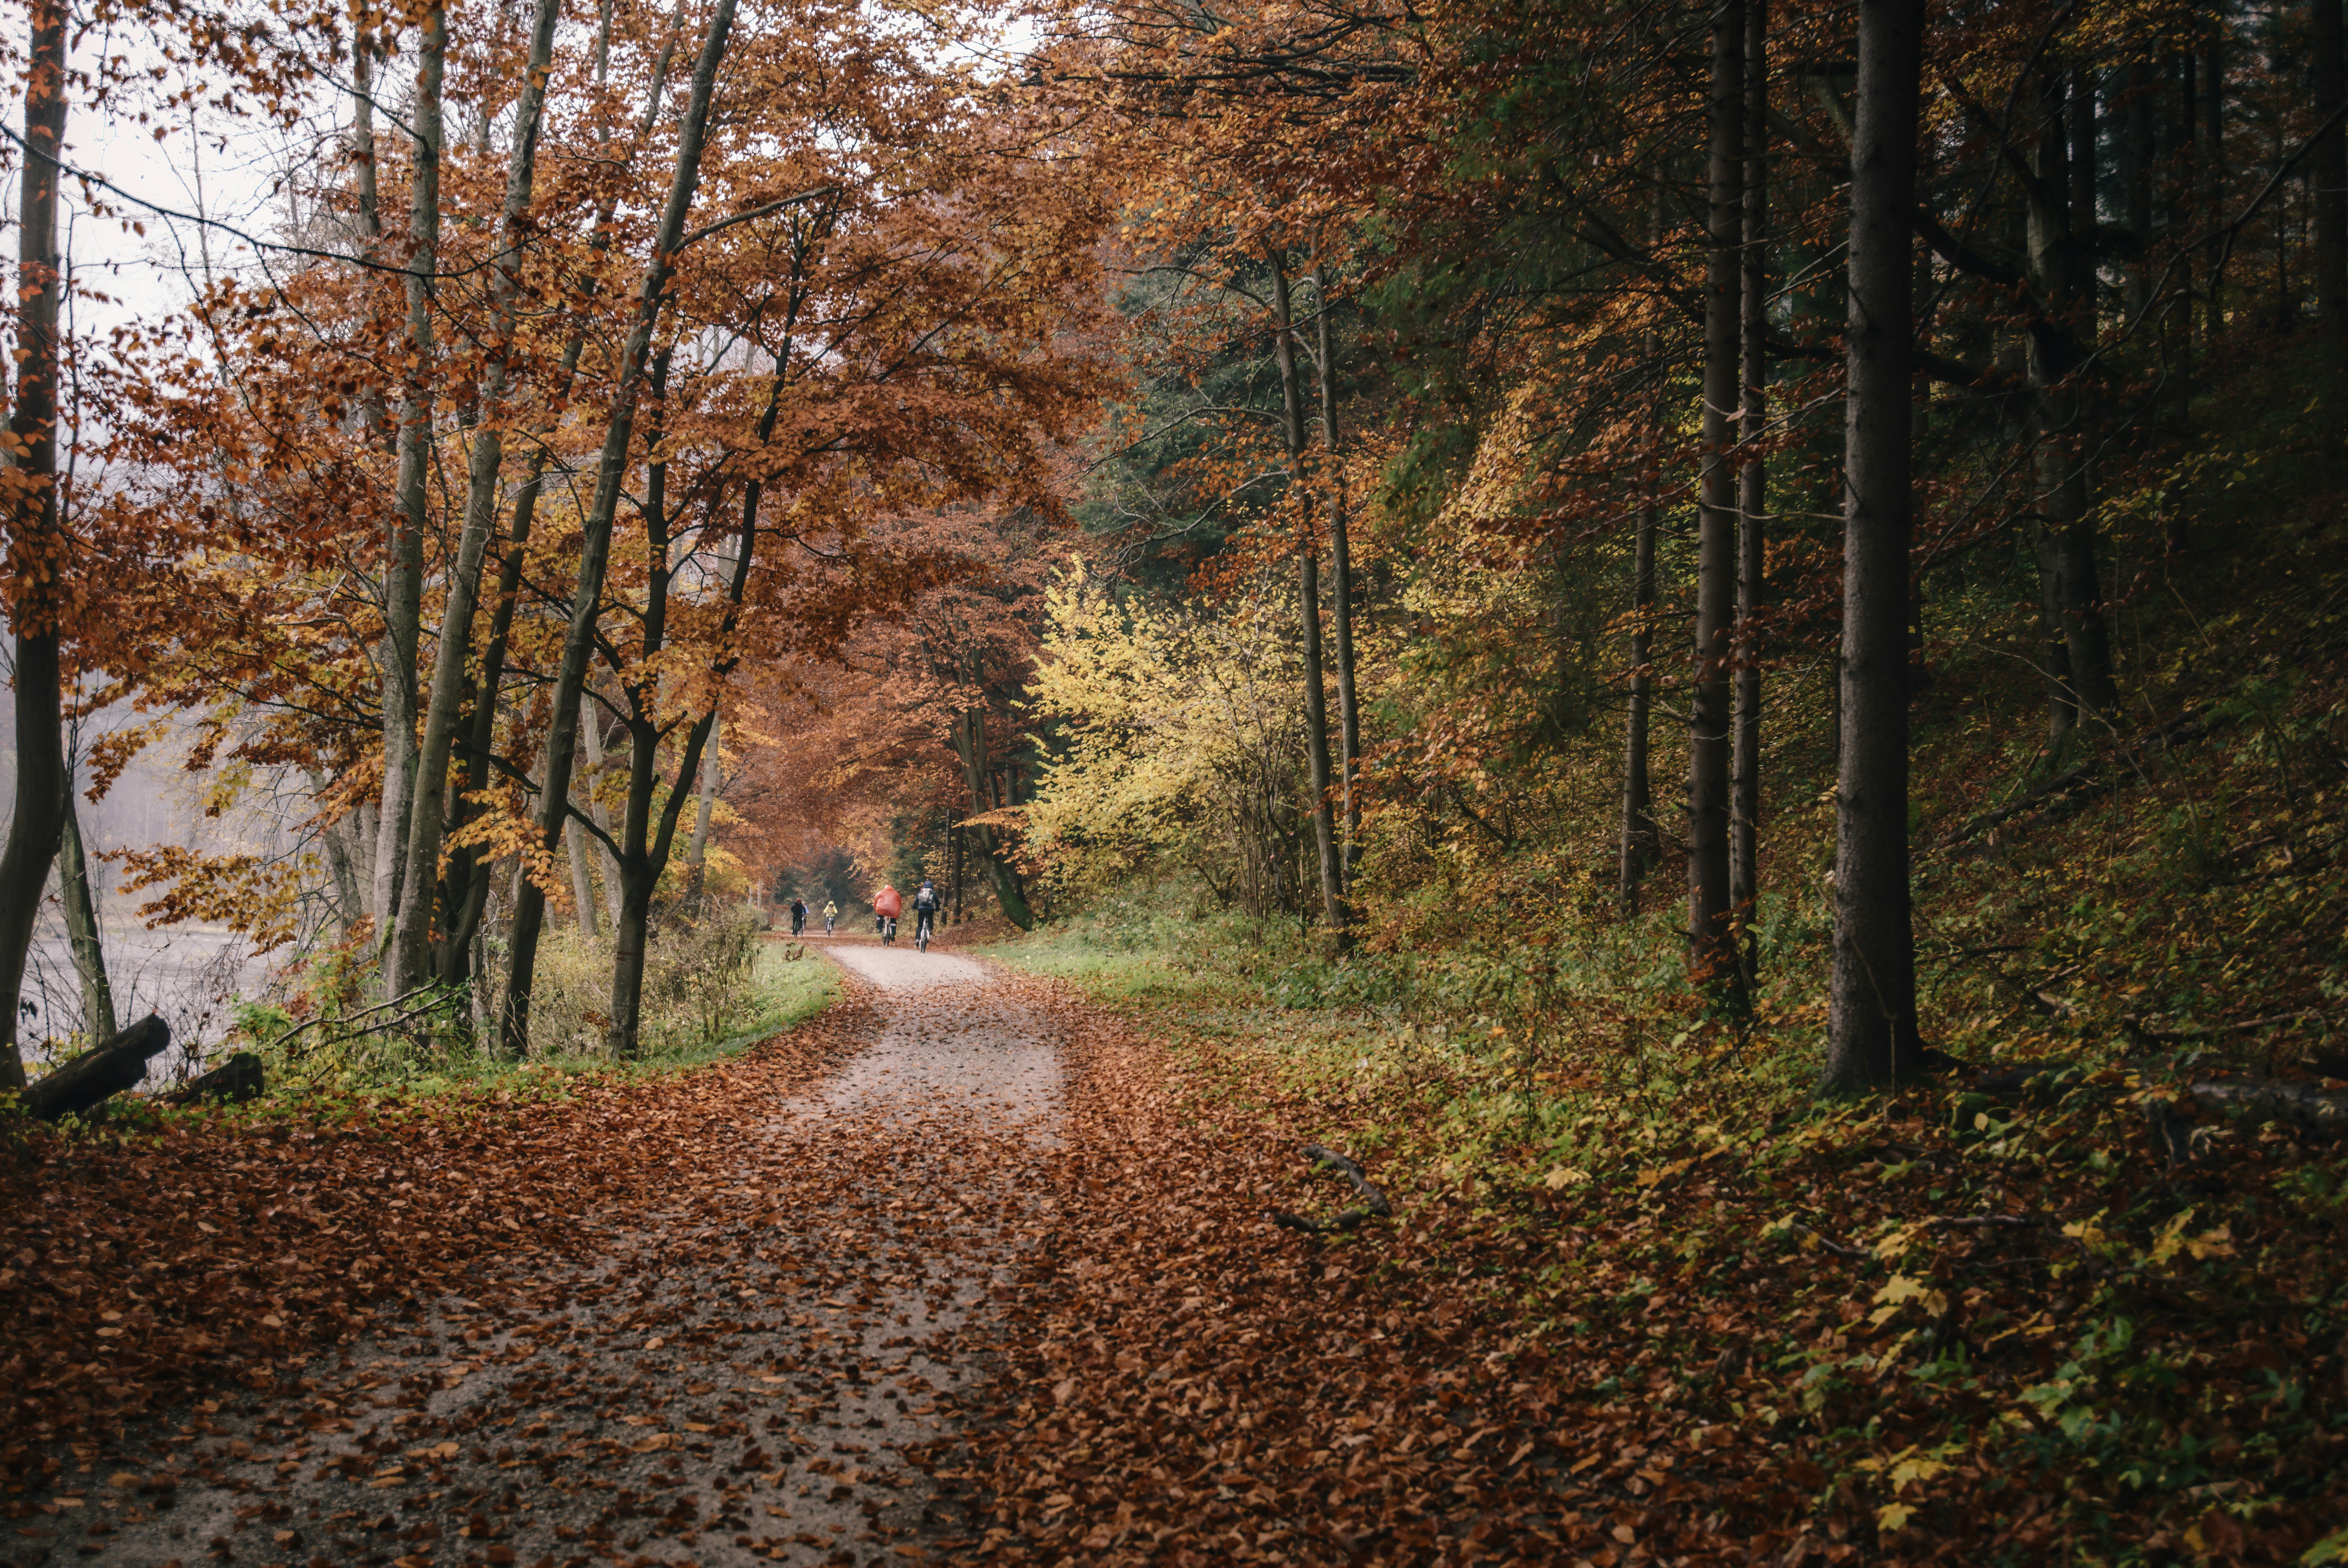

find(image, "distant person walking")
[789,897,807,936]
[823,899,837,934]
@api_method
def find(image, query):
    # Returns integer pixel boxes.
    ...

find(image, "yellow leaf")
[1877,1502,1914,1532]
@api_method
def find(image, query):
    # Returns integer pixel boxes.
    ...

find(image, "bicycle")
[915,909,935,952]
[882,916,898,946]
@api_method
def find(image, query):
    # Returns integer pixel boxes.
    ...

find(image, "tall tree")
[1690,0,1745,998]
[501,0,743,1055]
[370,0,446,944]
[1823,0,1927,1093]
[0,0,72,1090]
[1731,0,1769,983]
[389,0,564,997]
[1269,249,1348,947]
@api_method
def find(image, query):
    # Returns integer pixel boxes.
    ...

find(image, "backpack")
[915,886,938,911]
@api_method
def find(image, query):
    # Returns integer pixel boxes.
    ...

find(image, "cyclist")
[872,884,903,944]
[822,899,837,935]
[912,879,942,951]
[789,896,807,937]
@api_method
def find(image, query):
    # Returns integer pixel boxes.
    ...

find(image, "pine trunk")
[1822,0,1926,1093]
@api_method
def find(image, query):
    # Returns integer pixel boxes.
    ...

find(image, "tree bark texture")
[371,0,446,944]
[390,0,562,996]
[566,788,601,937]
[58,794,118,1046]
[0,1,71,1093]
[1313,263,1362,886]
[500,0,740,1055]
[1689,0,1743,999]
[1731,0,1768,981]
[1823,0,1926,1093]
[1269,253,1348,947]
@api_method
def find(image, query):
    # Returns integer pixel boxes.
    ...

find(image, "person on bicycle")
[823,899,838,934]
[912,880,941,949]
[872,884,903,943]
[789,896,807,937]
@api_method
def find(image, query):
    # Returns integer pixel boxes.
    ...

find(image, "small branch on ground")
[1268,1144,1394,1234]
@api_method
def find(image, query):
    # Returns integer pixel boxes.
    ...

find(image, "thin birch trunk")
[371,0,446,947]
[1689,0,1744,1002]
[390,0,562,995]
[0,0,71,1091]
[1823,0,1926,1093]
[1269,251,1347,947]
[501,0,740,1055]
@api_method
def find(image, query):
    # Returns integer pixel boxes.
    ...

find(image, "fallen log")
[18,1015,171,1121]
[1269,1144,1394,1235]
[2187,1078,2348,1140]
[160,1051,264,1107]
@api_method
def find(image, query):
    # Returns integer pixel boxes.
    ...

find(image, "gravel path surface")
[13,940,1062,1568]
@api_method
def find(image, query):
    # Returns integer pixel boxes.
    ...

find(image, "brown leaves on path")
[953,986,1757,1568]
[0,997,861,1486]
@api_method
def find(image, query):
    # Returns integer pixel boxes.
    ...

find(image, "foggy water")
[19,921,268,1083]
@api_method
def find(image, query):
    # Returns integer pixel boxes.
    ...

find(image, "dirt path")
[15,941,1062,1568]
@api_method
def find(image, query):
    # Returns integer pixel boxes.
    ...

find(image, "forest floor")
[14,900,2339,1568]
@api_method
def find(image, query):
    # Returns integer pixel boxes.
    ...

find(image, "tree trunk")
[2026,68,2118,742]
[57,794,117,1046]
[1822,0,1926,1094]
[371,0,446,948]
[567,789,601,937]
[1689,0,1743,1000]
[389,0,561,995]
[501,0,741,1055]
[433,21,680,989]
[1312,262,1362,887]
[313,775,365,937]
[2317,0,2347,398]
[1269,251,1348,946]
[580,707,627,933]
[1620,174,1664,917]
[0,0,70,1093]
[684,728,719,902]
[1619,485,1660,915]
[1731,0,1768,987]
[2204,27,2227,341]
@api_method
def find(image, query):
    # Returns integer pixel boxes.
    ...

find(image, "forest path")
[30,943,1065,1568]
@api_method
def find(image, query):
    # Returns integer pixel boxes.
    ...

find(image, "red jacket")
[873,887,903,918]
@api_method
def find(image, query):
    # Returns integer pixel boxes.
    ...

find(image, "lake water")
[20,922,270,1084]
